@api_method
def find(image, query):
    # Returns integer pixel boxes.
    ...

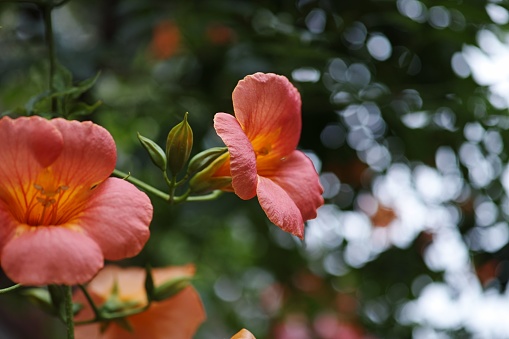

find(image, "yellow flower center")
[4,169,92,227]
[251,129,287,176]
[26,183,70,226]
[255,146,270,157]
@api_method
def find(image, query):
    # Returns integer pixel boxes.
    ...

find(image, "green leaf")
[50,71,101,100]
[67,100,103,119]
[48,285,65,319]
[23,288,56,315]
[24,90,51,115]
[71,71,101,99]
[53,63,73,92]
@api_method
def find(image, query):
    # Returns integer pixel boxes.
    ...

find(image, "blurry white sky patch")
[461,4,509,109]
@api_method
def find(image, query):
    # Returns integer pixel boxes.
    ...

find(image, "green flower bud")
[187,147,228,176]
[152,276,192,302]
[137,133,167,171]
[166,112,193,177]
[189,152,231,194]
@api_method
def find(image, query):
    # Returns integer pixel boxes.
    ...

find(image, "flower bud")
[189,152,231,194]
[152,276,192,302]
[137,133,167,171]
[187,147,228,176]
[166,112,193,177]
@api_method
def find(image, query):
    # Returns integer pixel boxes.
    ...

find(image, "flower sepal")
[99,318,134,334]
[152,276,192,302]
[189,152,231,194]
[187,147,228,176]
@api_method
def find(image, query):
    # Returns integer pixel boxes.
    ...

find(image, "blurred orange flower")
[231,329,256,339]
[74,265,206,339]
[151,20,180,60]
[206,24,235,45]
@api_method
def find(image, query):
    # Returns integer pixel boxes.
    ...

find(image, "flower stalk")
[41,3,57,113]
[0,283,22,294]
[64,285,75,339]
[112,169,170,201]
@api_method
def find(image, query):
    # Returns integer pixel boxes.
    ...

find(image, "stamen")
[256,147,270,157]
[29,183,69,225]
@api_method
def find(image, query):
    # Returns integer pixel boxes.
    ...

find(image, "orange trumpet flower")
[74,265,206,339]
[213,73,324,238]
[0,116,152,285]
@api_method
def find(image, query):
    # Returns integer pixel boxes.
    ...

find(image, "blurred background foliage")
[2,0,509,338]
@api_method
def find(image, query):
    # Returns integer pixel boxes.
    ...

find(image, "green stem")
[175,175,189,187]
[63,285,75,339]
[164,171,177,204]
[112,169,170,201]
[186,190,223,202]
[172,189,191,204]
[0,283,21,294]
[77,285,101,319]
[41,4,57,114]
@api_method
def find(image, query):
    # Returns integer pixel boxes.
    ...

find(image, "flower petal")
[0,116,63,198]
[232,329,257,339]
[232,73,301,157]
[267,151,324,221]
[49,119,117,189]
[126,287,205,339]
[0,202,18,260]
[214,113,257,200]
[256,176,304,239]
[1,226,103,285]
[78,178,152,260]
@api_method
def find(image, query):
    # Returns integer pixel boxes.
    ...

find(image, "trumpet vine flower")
[213,73,324,239]
[74,265,206,339]
[0,116,152,285]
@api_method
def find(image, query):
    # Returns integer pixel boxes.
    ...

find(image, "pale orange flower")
[74,265,206,339]
[0,116,152,285]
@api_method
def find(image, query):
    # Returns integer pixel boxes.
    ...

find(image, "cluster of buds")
[137,113,231,201]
